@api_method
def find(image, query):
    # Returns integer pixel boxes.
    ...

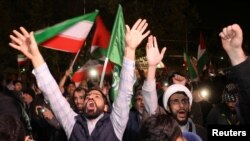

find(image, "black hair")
[140,114,182,141]
[73,86,87,95]
[0,114,26,141]
[86,87,109,106]
[23,88,36,99]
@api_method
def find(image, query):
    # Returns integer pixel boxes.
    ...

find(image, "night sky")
[192,0,250,39]
[1,0,250,73]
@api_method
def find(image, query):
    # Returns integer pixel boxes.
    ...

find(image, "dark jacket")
[207,103,240,125]
[123,107,142,141]
[69,113,119,141]
[228,57,250,124]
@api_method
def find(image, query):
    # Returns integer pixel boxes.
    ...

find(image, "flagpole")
[99,57,109,88]
[69,50,81,69]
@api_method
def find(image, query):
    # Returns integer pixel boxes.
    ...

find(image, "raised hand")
[9,27,44,68]
[219,24,246,65]
[9,27,38,59]
[65,68,72,77]
[146,35,166,67]
[219,24,243,53]
[125,19,150,51]
[172,74,187,86]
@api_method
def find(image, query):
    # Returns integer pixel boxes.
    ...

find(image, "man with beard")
[72,87,87,114]
[219,24,250,124]
[82,87,109,119]
[9,18,150,141]
[142,35,207,141]
[207,83,240,125]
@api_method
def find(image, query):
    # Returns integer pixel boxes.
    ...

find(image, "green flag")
[107,5,126,101]
[197,32,208,73]
[106,5,125,66]
[184,52,199,80]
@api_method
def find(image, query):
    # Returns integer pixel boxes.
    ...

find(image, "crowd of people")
[0,18,249,141]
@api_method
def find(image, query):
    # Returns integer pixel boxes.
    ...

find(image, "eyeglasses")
[169,98,189,105]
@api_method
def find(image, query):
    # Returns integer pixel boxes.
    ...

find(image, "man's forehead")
[87,90,102,95]
[170,92,188,99]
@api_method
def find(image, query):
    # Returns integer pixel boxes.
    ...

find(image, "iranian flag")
[17,54,28,65]
[90,16,110,56]
[197,32,208,73]
[72,60,113,86]
[34,11,98,53]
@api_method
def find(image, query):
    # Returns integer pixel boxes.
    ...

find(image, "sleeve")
[33,63,77,139]
[229,57,250,123]
[142,79,158,115]
[230,57,250,93]
[110,57,136,140]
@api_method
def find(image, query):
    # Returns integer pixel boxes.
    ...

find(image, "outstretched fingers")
[20,27,30,38]
[9,35,22,47]
[9,41,21,50]
[153,36,158,48]
[142,30,150,40]
[125,25,131,33]
[131,18,142,31]
[13,29,25,41]
[160,47,167,58]
[29,32,36,45]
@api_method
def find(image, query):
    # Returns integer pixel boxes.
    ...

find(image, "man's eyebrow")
[87,92,102,96]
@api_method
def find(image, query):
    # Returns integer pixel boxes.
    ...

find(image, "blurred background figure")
[207,83,240,125]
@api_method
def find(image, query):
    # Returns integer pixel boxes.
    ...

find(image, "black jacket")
[229,57,250,124]
[69,113,119,141]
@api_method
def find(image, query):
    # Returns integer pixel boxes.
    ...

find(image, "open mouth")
[86,100,96,111]
[177,110,186,118]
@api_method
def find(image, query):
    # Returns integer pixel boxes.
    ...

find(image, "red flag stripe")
[41,35,85,53]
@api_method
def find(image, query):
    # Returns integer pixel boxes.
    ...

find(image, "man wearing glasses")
[142,36,207,141]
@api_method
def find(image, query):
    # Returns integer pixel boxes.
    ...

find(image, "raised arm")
[59,68,72,93]
[219,24,247,66]
[142,36,166,115]
[110,19,150,140]
[9,27,76,139]
[9,27,44,68]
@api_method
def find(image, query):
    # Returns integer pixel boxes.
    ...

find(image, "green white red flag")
[34,11,98,53]
[17,54,28,65]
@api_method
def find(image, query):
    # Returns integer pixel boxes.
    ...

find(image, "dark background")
[0,0,249,76]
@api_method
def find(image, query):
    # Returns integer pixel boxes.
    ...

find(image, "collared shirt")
[33,57,135,140]
[86,113,104,134]
[180,118,196,133]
